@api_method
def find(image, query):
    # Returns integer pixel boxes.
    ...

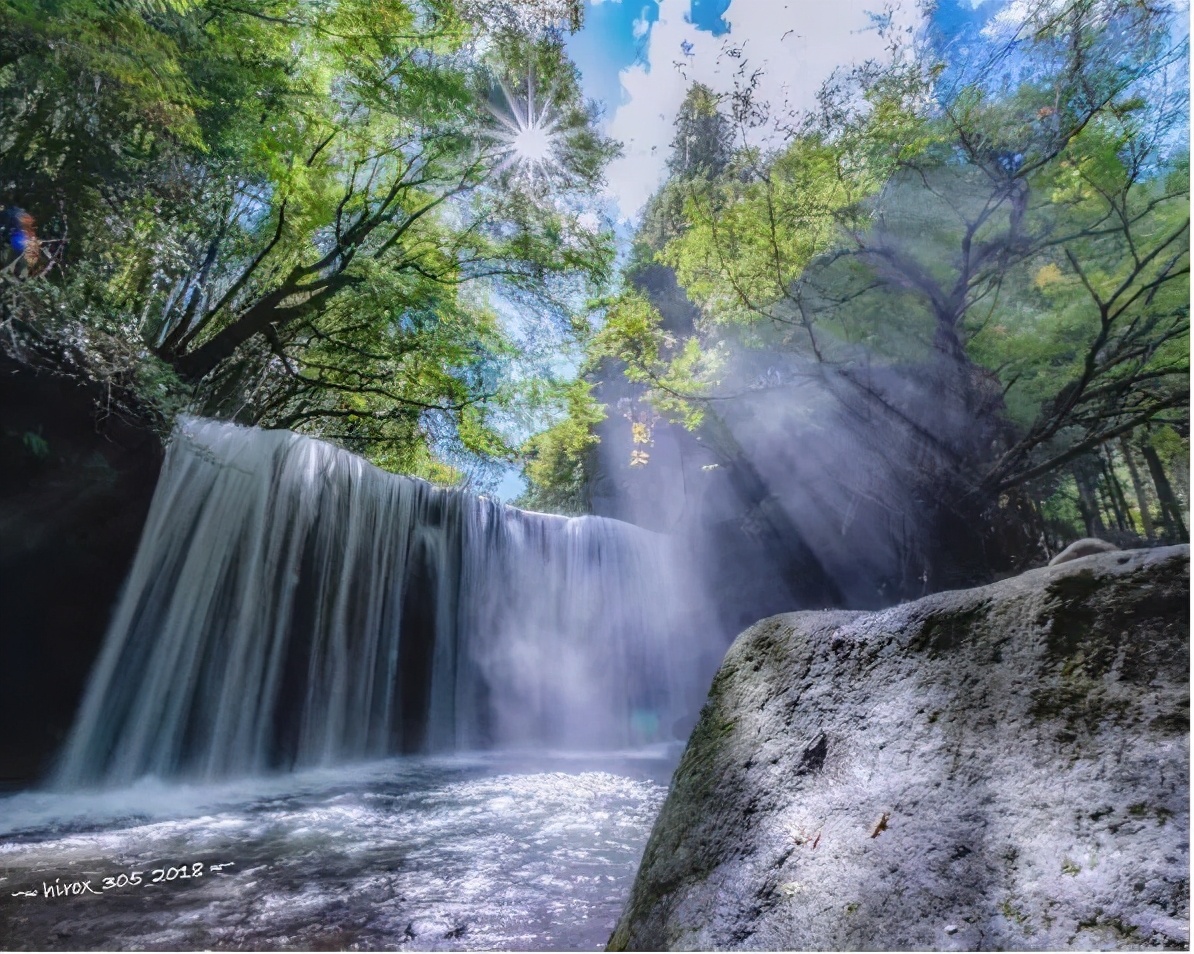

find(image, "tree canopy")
[574,0,1187,552]
[3,0,1186,557]
[1,0,608,482]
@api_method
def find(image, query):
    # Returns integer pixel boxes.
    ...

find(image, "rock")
[0,352,162,785]
[610,546,1189,951]
[1049,537,1120,566]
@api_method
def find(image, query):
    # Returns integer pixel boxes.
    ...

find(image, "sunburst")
[485,74,569,186]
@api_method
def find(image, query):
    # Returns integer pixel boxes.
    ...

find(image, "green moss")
[1129,803,1174,825]
[1149,706,1190,735]
[915,606,987,657]
[21,428,50,460]
[1076,915,1146,943]
[1029,648,1131,731]
[707,663,739,701]
[1000,899,1030,927]
[684,709,736,752]
[1039,572,1101,661]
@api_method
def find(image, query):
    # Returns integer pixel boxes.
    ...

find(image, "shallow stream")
[0,749,676,950]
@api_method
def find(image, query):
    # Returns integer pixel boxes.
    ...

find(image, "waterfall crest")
[57,418,700,787]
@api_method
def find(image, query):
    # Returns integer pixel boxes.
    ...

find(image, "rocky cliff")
[0,353,162,784]
[610,545,1190,951]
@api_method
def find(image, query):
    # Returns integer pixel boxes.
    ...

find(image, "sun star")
[487,74,568,185]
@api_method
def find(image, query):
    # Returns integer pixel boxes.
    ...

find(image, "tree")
[667,83,734,180]
[1,0,616,479]
[618,0,1188,514]
[516,378,604,514]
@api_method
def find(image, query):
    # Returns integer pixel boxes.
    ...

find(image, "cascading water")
[56,417,704,788]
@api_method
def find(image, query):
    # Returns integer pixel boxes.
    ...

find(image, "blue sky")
[557,1,1096,224]
[564,0,733,114]
[494,0,1053,500]
[562,0,938,220]
[565,1,659,114]
[564,0,1006,118]
[493,0,938,500]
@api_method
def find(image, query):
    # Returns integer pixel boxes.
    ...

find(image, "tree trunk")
[1073,462,1106,537]
[1107,448,1136,535]
[1119,436,1156,540]
[1099,451,1129,532]
[932,320,980,421]
[172,304,279,382]
[160,223,229,357]
[1141,441,1188,541]
[1027,492,1056,558]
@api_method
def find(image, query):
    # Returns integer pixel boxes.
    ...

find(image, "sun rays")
[486,74,570,186]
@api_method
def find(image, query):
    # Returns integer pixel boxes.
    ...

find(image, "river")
[0,749,677,950]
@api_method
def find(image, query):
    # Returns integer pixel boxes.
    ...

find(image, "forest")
[0,2,1188,950]
[1,0,1189,591]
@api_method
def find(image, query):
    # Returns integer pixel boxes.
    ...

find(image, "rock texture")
[610,546,1190,951]
[1050,537,1120,566]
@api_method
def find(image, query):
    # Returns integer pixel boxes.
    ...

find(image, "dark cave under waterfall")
[57,417,703,787]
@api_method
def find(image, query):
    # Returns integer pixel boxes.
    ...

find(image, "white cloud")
[602,0,920,220]
[979,0,1038,39]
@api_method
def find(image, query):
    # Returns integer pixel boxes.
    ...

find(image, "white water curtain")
[56,418,704,787]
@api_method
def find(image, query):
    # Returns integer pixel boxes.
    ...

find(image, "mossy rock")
[611,546,1190,951]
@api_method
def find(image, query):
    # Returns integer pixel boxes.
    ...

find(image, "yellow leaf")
[1033,263,1063,289]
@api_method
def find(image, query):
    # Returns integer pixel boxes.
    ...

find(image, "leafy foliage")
[598,0,1188,512]
[516,378,604,514]
[1,0,612,486]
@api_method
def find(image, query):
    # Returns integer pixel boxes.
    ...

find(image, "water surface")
[0,750,676,950]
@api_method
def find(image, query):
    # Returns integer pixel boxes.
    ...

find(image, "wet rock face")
[0,354,162,785]
[610,546,1190,951]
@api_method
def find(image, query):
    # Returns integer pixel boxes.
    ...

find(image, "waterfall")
[56,417,702,787]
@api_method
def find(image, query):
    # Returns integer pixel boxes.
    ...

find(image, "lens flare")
[486,74,568,185]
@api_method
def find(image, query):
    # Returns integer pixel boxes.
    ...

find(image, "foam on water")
[2,754,671,951]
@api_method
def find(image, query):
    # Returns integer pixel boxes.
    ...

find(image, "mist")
[55,416,723,789]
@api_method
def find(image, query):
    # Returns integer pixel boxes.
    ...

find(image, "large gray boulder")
[611,546,1189,951]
